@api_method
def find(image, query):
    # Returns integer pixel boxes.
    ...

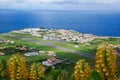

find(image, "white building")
[24,52,39,56]
[42,57,61,66]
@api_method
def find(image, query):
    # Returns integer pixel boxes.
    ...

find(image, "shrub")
[8,54,28,80]
[74,59,91,80]
[29,63,44,80]
[95,43,117,80]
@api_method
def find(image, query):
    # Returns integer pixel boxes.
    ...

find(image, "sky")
[0,0,120,11]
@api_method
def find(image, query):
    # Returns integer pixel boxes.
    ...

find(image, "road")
[25,38,95,58]
[15,37,120,65]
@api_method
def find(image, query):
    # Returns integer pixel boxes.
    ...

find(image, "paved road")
[25,39,95,58]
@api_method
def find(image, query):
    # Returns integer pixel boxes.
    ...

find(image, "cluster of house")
[0,46,27,56]
[42,51,62,66]
[42,56,61,66]
[0,39,14,56]
[23,50,61,66]
[14,28,97,44]
[42,29,97,43]
[16,46,27,51]
[0,39,14,44]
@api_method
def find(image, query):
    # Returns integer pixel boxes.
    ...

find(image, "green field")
[0,34,95,74]
[9,32,120,54]
[1,33,120,76]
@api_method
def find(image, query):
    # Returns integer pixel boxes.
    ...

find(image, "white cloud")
[78,0,120,4]
[0,0,18,3]
[23,0,63,3]
[0,0,63,4]
[0,0,119,4]
[0,0,120,10]
[96,0,119,3]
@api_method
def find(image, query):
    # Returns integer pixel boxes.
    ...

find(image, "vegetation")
[0,43,120,80]
[0,35,93,63]
[8,54,28,80]
[95,43,117,80]
[5,32,120,55]
[29,63,44,80]
[74,59,91,80]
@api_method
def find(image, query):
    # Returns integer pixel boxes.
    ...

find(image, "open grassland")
[9,32,120,54]
[0,33,120,78]
[0,34,94,64]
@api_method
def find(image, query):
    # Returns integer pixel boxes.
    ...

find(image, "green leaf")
[45,66,52,75]
[69,74,74,80]
[53,70,61,80]
[88,70,103,80]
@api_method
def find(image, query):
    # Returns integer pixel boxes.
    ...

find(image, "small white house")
[74,45,79,48]
[24,52,39,56]
[39,51,46,54]
[43,37,51,40]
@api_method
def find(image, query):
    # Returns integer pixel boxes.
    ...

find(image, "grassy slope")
[1,33,120,76]
[10,33,97,54]
[6,33,120,55]
[0,35,93,63]
[0,34,94,74]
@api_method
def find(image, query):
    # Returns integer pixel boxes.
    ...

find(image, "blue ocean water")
[0,10,120,37]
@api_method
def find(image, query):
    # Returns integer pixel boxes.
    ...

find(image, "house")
[42,57,61,66]
[4,40,14,44]
[16,46,27,51]
[24,52,39,56]
[74,45,79,48]
[31,31,42,37]
[39,50,46,54]
[48,51,56,56]
[43,36,51,40]
[0,52,5,55]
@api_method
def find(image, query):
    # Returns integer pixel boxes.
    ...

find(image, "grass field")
[10,32,120,54]
[0,34,95,72]
[1,33,120,76]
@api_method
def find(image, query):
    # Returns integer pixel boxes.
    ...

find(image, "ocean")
[0,10,120,37]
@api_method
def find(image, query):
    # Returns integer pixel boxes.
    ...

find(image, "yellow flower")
[103,68,107,72]
[8,54,27,80]
[95,43,117,80]
[74,59,91,80]
[99,55,103,58]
